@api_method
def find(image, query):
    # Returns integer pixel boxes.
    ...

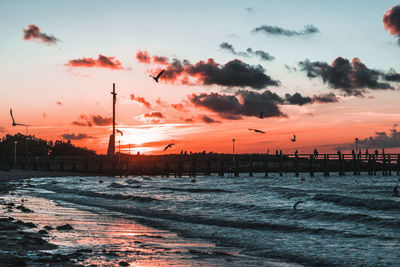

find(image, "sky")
[1,0,400,155]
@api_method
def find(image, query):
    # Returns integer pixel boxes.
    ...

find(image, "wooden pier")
[1,153,400,177]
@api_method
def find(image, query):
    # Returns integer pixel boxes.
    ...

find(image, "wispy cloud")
[66,54,124,70]
[252,24,319,37]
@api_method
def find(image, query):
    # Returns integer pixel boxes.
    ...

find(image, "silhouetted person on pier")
[276,150,278,156]
[358,149,362,157]
[382,149,385,158]
[337,150,341,156]
[313,148,318,159]
[351,149,355,156]
[365,149,369,160]
[375,149,379,157]
[295,150,298,157]
[279,150,283,157]
[266,149,269,155]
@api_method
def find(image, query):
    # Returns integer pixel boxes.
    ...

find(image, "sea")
[3,172,400,266]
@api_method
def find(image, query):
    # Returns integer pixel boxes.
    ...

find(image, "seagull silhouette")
[293,201,304,211]
[10,109,30,126]
[290,134,296,142]
[149,69,165,83]
[164,143,175,151]
[248,128,265,134]
[259,112,263,119]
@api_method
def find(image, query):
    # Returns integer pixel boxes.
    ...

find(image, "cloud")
[61,133,93,140]
[245,7,254,13]
[152,55,169,65]
[284,92,312,105]
[91,115,112,126]
[312,93,339,103]
[137,51,278,89]
[23,24,58,44]
[299,57,394,96]
[219,42,275,61]
[56,101,62,106]
[130,94,152,109]
[136,50,151,63]
[383,5,400,38]
[252,24,319,36]
[72,114,112,127]
[66,54,124,70]
[171,103,187,111]
[0,127,6,133]
[200,115,221,124]
[144,112,165,118]
[189,90,286,120]
[335,128,400,150]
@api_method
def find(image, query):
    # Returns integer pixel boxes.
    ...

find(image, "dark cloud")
[66,55,124,70]
[219,42,275,61]
[245,7,254,13]
[336,128,400,150]
[200,115,221,124]
[144,112,165,118]
[299,57,393,96]
[252,24,319,36]
[137,51,278,89]
[285,93,312,105]
[189,90,286,120]
[383,5,400,38]
[312,93,339,103]
[56,101,62,106]
[130,94,152,109]
[384,71,400,82]
[91,115,112,126]
[152,55,169,65]
[61,133,93,140]
[284,64,297,72]
[72,114,112,127]
[23,24,58,44]
[185,59,279,89]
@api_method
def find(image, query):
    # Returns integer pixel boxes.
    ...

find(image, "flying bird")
[293,201,304,211]
[290,134,296,142]
[259,112,263,119]
[164,143,175,151]
[149,69,165,83]
[10,109,30,126]
[248,128,265,134]
[116,129,123,136]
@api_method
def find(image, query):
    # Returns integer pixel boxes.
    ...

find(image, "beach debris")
[16,205,33,213]
[99,180,104,183]
[293,201,304,211]
[119,261,130,266]
[56,224,74,231]
[191,179,196,183]
[38,229,49,235]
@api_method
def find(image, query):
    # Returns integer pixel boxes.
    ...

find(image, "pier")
[1,153,399,177]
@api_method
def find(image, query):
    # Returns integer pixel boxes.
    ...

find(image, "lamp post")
[14,141,18,164]
[355,138,358,153]
[232,139,235,163]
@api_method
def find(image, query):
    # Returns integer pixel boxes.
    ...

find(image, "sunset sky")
[1,0,400,155]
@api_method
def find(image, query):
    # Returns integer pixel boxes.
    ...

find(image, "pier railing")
[0,153,399,177]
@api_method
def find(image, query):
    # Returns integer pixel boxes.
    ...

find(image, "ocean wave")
[158,187,232,193]
[313,193,400,210]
